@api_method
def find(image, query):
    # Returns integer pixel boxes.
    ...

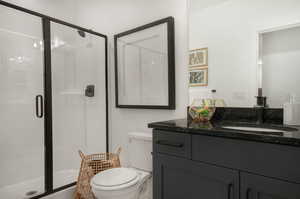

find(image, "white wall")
[262,26,300,108]
[189,0,300,107]
[3,0,78,24]
[76,0,189,165]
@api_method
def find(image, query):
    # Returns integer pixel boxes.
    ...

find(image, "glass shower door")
[50,22,107,189]
[0,5,45,199]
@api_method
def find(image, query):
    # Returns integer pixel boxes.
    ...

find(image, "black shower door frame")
[0,1,109,198]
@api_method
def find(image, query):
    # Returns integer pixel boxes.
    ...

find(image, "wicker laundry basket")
[74,148,121,199]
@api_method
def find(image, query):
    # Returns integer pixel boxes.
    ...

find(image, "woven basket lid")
[92,168,138,187]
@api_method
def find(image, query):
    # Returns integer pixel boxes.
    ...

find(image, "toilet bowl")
[91,168,151,199]
[91,132,152,199]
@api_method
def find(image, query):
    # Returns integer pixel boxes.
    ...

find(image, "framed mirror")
[258,23,300,108]
[114,17,175,109]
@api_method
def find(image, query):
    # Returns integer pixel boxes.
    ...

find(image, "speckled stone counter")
[148,118,300,147]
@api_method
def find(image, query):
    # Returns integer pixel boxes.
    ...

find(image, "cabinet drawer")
[192,134,300,183]
[153,130,191,159]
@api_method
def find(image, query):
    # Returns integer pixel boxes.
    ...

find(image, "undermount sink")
[222,126,286,133]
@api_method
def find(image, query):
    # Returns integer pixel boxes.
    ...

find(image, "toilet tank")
[128,132,152,172]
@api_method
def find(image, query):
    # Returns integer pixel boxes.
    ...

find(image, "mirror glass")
[188,0,300,108]
[260,25,300,108]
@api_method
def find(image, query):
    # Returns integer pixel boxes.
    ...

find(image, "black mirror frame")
[114,16,175,110]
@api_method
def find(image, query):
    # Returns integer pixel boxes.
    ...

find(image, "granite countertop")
[148,118,300,147]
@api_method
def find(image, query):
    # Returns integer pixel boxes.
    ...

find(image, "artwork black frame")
[114,17,176,109]
[0,1,109,198]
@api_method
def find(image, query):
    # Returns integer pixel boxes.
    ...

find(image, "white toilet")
[91,132,152,199]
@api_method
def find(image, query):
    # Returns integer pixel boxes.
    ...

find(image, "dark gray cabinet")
[153,130,300,199]
[241,173,300,199]
[154,154,239,199]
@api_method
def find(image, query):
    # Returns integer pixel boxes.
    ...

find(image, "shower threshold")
[0,169,78,199]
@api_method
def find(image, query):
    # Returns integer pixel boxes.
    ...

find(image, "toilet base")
[92,169,151,199]
[92,185,139,199]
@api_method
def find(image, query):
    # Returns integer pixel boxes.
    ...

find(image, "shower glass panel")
[0,5,45,199]
[50,22,107,189]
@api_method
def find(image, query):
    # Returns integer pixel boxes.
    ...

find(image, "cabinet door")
[241,172,300,199]
[153,154,239,199]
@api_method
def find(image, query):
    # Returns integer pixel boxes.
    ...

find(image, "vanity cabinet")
[154,154,239,199]
[241,173,300,199]
[153,130,300,199]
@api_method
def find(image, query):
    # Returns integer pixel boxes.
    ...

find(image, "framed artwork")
[189,48,208,68]
[189,67,208,87]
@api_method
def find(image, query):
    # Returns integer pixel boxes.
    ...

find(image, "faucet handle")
[255,96,267,107]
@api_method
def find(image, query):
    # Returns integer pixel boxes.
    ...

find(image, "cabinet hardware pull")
[228,183,233,199]
[246,188,251,199]
[156,140,184,148]
[35,95,44,118]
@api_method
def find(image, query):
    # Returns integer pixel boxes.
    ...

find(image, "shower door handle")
[35,95,44,118]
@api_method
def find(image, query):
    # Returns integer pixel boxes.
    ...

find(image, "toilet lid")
[92,168,138,187]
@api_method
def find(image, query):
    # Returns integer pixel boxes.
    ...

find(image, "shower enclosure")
[0,2,108,199]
